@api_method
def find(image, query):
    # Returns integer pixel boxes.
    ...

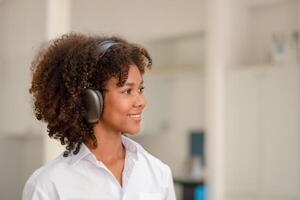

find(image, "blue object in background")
[190,130,205,165]
[194,185,205,200]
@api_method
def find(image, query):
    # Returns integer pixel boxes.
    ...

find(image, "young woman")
[23,33,176,200]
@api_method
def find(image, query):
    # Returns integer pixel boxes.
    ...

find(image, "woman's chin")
[124,128,140,135]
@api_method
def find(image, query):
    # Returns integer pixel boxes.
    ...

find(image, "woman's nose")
[134,94,146,108]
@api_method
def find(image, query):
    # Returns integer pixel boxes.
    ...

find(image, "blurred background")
[0,0,300,199]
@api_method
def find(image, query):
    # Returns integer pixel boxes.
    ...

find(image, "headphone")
[82,40,120,123]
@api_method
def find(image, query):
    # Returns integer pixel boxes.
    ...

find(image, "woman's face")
[99,64,146,134]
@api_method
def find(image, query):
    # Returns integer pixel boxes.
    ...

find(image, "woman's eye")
[123,89,132,94]
[122,87,144,95]
[139,86,145,93]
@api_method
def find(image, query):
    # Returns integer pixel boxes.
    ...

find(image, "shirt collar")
[69,142,92,166]
[121,134,139,160]
[69,134,140,166]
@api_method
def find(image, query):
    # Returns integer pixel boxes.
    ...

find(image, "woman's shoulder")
[23,154,72,199]
[132,141,173,187]
[132,139,171,174]
[25,153,70,188]
[141,148,169,169]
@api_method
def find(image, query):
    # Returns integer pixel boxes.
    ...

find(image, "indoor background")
[0,0,299,200]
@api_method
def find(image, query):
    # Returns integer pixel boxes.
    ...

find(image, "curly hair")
[29,33,152,157]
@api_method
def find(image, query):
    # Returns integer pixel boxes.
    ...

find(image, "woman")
[23,33,176,200]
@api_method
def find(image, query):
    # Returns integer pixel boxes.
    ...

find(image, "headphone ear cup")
[82,89,104,123]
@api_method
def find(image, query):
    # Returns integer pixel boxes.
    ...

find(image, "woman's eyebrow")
[124,80,144,86]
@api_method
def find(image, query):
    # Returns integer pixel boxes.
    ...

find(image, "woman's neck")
[86,123,125,164]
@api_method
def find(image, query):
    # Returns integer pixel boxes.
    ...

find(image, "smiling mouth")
[128,113,142,119]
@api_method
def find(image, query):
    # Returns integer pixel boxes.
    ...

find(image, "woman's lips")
[128,113,142,120]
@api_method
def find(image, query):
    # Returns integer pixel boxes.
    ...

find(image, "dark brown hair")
[30,33,152,156]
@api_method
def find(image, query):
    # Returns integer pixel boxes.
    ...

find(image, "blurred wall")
[0,0,46,199]
[0,0,46,134]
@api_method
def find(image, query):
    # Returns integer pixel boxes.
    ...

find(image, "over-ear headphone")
[82,40,120,123]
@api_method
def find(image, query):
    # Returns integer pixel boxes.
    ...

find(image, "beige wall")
[0,0,46,199]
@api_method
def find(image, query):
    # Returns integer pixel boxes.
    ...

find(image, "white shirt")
[22,135,176,200]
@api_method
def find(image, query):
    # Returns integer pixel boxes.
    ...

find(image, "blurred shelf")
[174,177,205,200]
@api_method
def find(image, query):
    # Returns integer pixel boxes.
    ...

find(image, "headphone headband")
[99,40,120,58]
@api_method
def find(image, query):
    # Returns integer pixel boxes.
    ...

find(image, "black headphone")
[82,40,120,123]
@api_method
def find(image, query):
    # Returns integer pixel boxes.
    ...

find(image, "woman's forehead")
[105,65,143,89]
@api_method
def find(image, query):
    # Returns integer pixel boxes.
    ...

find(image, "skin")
[86,64,146,186]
